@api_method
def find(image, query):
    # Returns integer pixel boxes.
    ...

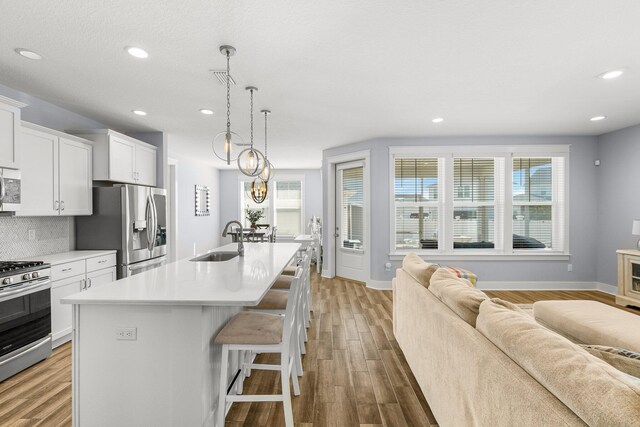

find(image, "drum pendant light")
[237,86,265,176]
[212,45,244,164]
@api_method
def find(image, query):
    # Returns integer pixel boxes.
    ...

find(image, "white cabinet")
[68,129,157,186]
[51,276,84,344]
[87,267,117,290]
[19,123,93,216]
[0,95,26,169]
[48,251,118,348]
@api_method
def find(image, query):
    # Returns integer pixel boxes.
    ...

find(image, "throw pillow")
[402,253,438,287]
[580,345,640,378]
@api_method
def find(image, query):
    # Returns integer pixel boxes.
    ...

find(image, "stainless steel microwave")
[0,169,20,213]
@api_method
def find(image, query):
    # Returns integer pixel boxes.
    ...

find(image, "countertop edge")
[27,250,118,266]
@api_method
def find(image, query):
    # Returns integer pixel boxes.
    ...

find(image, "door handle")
[55,200,59,211]
[81,279,86,290]
[60,201,65,211]
[87,278,92,289]
[0,175,5,202]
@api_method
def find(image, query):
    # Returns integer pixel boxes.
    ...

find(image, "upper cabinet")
[68,129,157,187]
[19,123,93,216]
[0,95,27,169]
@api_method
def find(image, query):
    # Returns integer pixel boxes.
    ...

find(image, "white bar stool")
[214,268,303,427]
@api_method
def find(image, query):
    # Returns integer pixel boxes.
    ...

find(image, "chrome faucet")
[222,221,244,256]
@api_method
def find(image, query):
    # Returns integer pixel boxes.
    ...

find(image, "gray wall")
[323,136,600,283]
[175,159,221,259]
[596,124,640,286]
[218,169,323,241]
[0,84,111,259]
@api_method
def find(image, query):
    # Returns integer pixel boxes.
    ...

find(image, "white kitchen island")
[62,242,300,427]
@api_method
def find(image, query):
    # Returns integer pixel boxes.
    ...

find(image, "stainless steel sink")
[190,251,239,262]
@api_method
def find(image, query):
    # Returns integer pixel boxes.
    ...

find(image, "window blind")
[341,166,364,249]
[453,158,495,248]
[512,158,553,249]
[394,158,439,249]
[274,181,303,236]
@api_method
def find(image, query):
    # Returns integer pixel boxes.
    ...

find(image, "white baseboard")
[367,280,393,290]
[362,279,618,293]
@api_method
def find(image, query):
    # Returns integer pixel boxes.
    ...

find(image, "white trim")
[389,144,571,155]
[324,150,371,283]
[595,282,617,295]
[368,279,614,292]
[388,252,571,261]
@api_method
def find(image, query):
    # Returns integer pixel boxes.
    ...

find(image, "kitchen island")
[62,242,300,427]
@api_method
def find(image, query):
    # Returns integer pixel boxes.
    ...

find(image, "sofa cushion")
[533,300,640,353]
[402,253,438,287]
[477,298,640,426]
[428,268,488,327]
[580,345,640,378]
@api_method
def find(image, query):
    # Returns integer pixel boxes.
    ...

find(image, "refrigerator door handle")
[145,194,154,251]
[151,194,158,252]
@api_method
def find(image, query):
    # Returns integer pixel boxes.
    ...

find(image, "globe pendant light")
[237,86,265,177]
[259,109,273,182]
[212,45,244,164]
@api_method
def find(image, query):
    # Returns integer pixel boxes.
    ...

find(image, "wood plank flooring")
[1,273,637,426]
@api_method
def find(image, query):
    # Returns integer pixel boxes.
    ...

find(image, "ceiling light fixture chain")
[226,49,231,138]
[237,86,265,177]
[260,109,272,182]
[212,45,243,165]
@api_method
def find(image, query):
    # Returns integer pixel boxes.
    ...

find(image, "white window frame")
[389,145,570,261]
[238,173,305,239]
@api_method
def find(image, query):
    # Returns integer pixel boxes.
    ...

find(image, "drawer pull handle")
[62,268,72,272]
[98,260,107,263]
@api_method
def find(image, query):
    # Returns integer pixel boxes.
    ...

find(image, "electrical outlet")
[116,327,137,341]
[385,262,392,272]
[567,264,573,272]
[28,229,36,241]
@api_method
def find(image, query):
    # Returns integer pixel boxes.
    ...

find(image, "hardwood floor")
[1,274,637,426]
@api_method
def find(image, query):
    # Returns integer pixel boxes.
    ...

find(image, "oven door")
[0,280,51,359]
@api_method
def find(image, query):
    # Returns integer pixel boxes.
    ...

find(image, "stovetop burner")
[0,261,48,276]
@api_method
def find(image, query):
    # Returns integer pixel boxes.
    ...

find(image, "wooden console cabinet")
[616,249,640,308]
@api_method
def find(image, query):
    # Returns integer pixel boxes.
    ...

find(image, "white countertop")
[61,243,300,306]
[26,250,117,266]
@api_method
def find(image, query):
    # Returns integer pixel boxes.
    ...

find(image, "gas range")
[0,261,51,289]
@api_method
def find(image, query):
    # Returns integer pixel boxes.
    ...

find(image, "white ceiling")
[1,0,640,169]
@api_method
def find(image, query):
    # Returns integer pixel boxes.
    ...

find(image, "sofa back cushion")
[428,267,488,327]
[402,253,438,287]
[477,298,640,426]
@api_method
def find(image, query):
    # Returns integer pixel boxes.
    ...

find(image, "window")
[394,158,439,249]
[340,165,365,250]
[391,145,569,258]
[274,181,303,236]
[241,181,270,228]
[239,177,304,237]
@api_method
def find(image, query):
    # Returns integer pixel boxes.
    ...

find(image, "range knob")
[32,271,39,279]
[23,273,32,280]
[2,277,12,285]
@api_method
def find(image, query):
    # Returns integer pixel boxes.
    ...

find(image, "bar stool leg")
[282,356,295,427]
[217,344,229,427]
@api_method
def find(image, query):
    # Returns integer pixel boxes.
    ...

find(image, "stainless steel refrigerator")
[76,185,167,278]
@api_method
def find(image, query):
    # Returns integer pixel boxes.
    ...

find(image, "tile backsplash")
[0,216,75,260]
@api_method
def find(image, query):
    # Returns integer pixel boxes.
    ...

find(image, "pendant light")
[237,86,265,176]
[259,109,273,182]
[250,177,268,204]
[212,45,244,165]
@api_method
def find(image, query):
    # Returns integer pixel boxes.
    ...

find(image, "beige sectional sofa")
[393,254,640,427]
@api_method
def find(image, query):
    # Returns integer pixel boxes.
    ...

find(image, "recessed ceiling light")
[432,117,444,123]
[599,69,624,80]
[14,48,42,60]
[126,47,149,59]
[590,115,606,122]
[200,109,214,115]
[132,110,147,116]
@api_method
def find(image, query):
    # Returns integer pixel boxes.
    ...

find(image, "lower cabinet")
[50,253,117,348]
[51,276,84,345]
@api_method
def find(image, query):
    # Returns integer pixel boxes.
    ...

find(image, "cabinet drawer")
[86,253,117,272]
[51,260,86,281]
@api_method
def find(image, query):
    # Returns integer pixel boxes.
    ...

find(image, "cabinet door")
[51,275,84,347]
[86,266,117,290]
[135,144,157,186]
[109,136,136,183]
[59,138,93,216]
[0,102,20,169]
[18,127,59,216]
